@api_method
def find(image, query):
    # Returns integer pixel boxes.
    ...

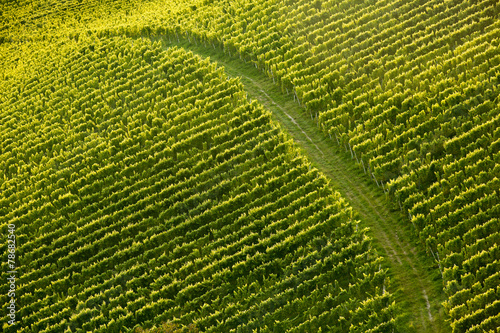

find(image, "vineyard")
[0,36,395,331]
[1,0,499,332]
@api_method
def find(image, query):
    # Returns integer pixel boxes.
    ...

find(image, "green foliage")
[0,35,393,333]
[144,1,500,331]
[135,322,199,333]
[3,0,499,331]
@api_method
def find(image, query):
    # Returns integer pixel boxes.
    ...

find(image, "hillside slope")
[1,0,499,331]
[0,37,395,332]
[169,38,449,332]
[151,2,500,331]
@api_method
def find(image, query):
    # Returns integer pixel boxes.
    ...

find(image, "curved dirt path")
[161,38,450,333]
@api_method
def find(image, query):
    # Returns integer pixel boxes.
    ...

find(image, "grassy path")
[160,38,450,333]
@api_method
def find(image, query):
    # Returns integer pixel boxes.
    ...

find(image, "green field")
[1,0,499,332]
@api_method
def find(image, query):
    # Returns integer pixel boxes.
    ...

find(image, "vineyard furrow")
[258,87,325,157]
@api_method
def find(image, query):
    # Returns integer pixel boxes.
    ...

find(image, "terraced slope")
[0,37,395,332]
